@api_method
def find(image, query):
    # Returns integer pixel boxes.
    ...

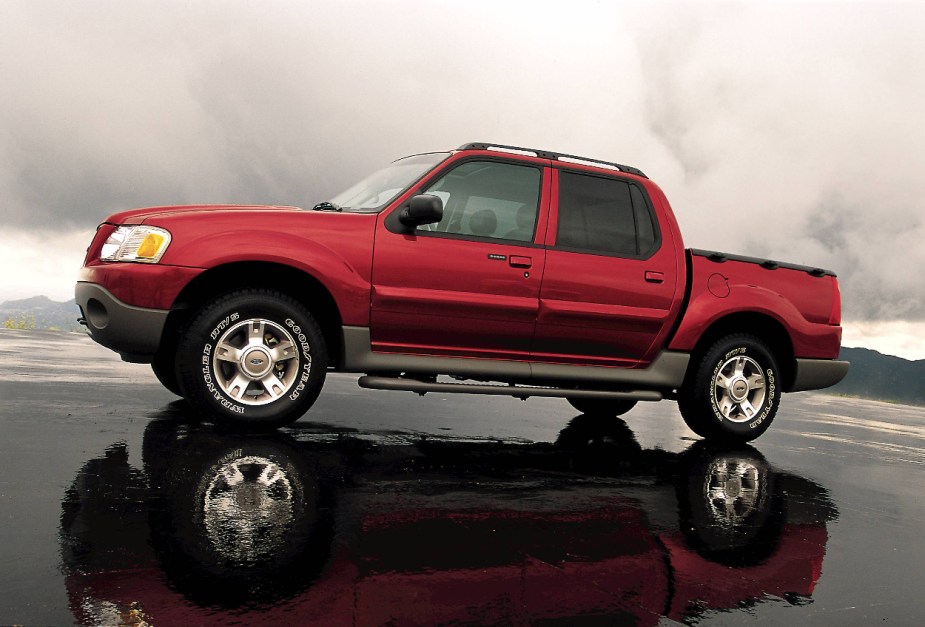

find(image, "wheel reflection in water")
[703,457,763,527]
[203,456,295,565]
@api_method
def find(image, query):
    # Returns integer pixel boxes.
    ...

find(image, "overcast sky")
[1,0,923,357]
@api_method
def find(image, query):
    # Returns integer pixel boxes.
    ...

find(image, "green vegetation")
[0,296,83,332]
[3,314,36,330]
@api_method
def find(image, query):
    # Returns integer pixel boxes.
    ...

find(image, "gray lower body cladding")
[75,282,168,363]
[342,326,849,394]
[790,358,850,392]
[341,326,689,390]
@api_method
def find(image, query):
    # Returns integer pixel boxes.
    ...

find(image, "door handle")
[509,255,532,269]
[645,271,664,284]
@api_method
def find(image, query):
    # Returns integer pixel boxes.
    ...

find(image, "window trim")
[551,167,662,261]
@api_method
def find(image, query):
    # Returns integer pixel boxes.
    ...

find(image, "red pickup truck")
[75,142,848,440]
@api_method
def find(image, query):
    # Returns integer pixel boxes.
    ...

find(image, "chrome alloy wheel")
[712,355,767,423]
[212,318,303,406]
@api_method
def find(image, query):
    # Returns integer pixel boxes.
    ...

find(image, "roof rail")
[457,142,647,178]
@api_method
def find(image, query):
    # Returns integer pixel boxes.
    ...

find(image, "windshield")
[327,152,449,213]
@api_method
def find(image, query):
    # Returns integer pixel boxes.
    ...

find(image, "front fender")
[154,212,377,325]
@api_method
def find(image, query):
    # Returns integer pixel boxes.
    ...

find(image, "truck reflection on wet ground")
[60,404,836,625]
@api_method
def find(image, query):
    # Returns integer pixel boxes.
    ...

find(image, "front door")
[371,158,550,360]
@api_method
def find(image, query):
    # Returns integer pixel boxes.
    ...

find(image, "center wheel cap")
[730,377,749,402]
[241,347,273,378]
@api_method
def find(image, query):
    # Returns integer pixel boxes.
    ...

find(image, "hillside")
[0,296,83,331]
[833,346,925,406]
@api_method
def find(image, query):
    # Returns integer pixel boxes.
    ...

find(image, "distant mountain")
[833,347,925,406]
[0,295,83,331]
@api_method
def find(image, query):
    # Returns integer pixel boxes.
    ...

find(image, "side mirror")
[399,194,443,228]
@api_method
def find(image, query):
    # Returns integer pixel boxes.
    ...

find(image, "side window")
[630,184,657,255]
[557,171,658,257]
[420,161,541,242]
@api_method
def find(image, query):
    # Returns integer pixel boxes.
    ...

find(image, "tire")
[566,397,637,416]
[176,289,327,429]
[151,350,182,396]
[678,334,780,442]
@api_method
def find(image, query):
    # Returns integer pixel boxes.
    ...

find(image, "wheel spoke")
[247,320,267,346]
[739,399,758,419]
[228,373,252,400]
[221,464,244,486]
[259,464,282,488]
[215,340,242,363]
[719,395,735,418]
[733,357,746,377]
[269,340,297,363]
[747,373,765,389]
[715,373,732,389]
[259,373,285,400]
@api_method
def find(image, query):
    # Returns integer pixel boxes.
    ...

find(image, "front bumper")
[75,282,168,363]
[789,358,850,392]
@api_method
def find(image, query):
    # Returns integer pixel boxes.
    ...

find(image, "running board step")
[358,376,662,402]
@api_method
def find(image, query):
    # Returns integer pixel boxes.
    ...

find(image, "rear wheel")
[566,398,637,416]
[176,290,327,429]
[678,334,780,442]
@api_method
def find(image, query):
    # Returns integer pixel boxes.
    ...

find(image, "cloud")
[0,0,651,228]
[1,0,923,325]
[627,2,925,322]
[0,228,94,302]
[843,320,925,362]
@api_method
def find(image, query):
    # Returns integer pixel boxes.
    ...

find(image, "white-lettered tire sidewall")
[705,339,778,439]
[178,292,326,426]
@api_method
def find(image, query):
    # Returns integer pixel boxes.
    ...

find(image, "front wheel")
[678,334,780,442]
[151,350,182,397]
[176,290,327,429]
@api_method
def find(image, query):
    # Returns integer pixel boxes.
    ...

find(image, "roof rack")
[457,142,647,178]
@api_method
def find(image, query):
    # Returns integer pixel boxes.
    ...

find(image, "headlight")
[100,225,172,263]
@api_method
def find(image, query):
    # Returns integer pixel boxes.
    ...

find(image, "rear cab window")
[555,170,659,258]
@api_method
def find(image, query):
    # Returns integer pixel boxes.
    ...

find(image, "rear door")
[534,169,679,367]
[371,157,550,360]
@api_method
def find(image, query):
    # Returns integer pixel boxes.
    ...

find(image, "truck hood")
[105,204,303,224]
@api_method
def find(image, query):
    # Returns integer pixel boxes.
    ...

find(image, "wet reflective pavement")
[2,330,925,625]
